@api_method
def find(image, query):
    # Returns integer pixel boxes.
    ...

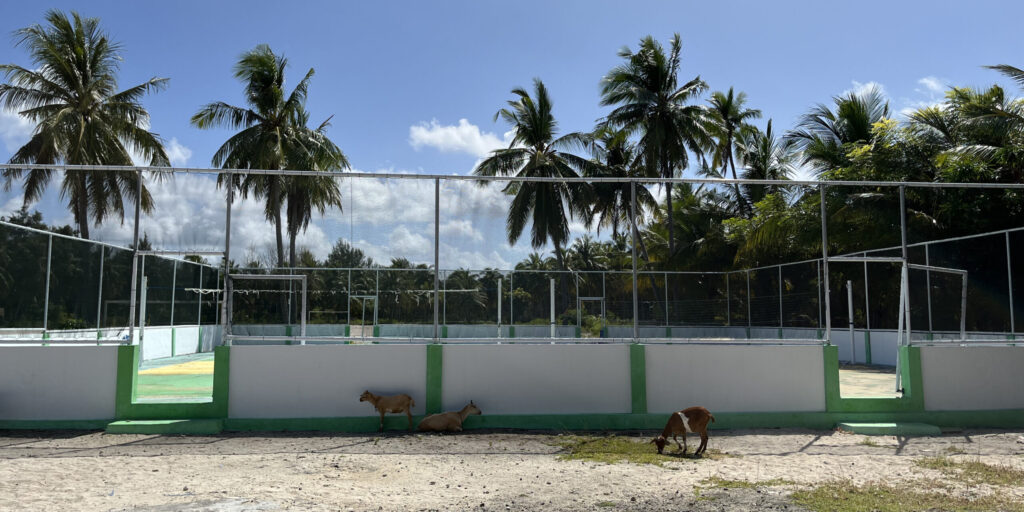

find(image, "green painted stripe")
[285,325,293,345]
[508,326,515,338]
[426,344,443,414]
[212,345,231,418]
[441,325,448,338]
[196,325,203,353]
[115,345,139,418]
[824,345,924,413]
[222,409,1024,433]
[864,331,872,365]
[171,327,177,357]
[629,344,647,414]
[373,325,380,337]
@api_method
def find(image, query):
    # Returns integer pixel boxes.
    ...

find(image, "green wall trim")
[0,420,110,430]
[285,325,293,345]
[197,326,203,353]
[171,327,177,357]
[425,344,443,414]
[441,325,448,338]
[114,344,229,421]
[824,345,924,413]
[373,325,380,337]
[508,326,515,338]
[222,409,1024,433]
[864,331,872,365]
[629,344,647,414]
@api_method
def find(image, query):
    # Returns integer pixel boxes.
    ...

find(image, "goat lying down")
[359,390,415,432]
[650,406,715,456]
[417,401,481,432]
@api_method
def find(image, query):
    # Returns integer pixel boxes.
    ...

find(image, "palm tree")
[192,44,344,268]
[706,87,761,213]
[585,127,657,259]
[0,10,169,239]
[600,33,710,259]
[786,84,889,175]
[736,120,798,205]
[473,78,593,272]
[283,110,348,268]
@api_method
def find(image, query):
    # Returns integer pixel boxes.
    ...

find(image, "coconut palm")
[736,120,798,205]
[706,87,761,213]
[192,44,345,268]
[473,78,593,271]
[786,84,889,174]
[600,33,710,259]
[585,127,656,259]
[283,110,347,268]
[0,10,169,239]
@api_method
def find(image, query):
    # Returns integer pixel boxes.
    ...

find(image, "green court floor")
[136,352,215,402]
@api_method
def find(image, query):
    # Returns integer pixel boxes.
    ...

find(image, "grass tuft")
[699,476,798,489]
[554,435,729,467]
[792,480,1024,512]
[915,456,1024,487]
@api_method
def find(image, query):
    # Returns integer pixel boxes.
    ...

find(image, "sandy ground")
[1,428,1023,511]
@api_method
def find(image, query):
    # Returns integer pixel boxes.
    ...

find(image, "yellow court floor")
[138,359,215,375]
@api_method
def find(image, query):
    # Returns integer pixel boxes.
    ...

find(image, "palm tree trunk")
[554,243,569,323]
[76,186,90,240]
[726,132,748,216]
[663,155,674,260]
[289,230,297,269]
[628,203,649,262]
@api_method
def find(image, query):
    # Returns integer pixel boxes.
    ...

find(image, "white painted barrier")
[442,345,631,414]
[645,344,826,413]
[920,345,1024,411]
[140,327,173,360]
[0,346,118,420]
[228,345,426,418]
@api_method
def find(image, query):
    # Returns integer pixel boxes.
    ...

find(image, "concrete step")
[106,419,223,435]
[838,422,941,436]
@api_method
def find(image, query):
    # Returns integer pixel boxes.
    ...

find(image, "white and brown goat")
[417,401,482,432]
[650,406,715,456]
[359,390,416,432]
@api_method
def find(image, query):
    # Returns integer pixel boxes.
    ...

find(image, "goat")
[417,401,482,433]
[650,406,715,456]
[359,390,415,432]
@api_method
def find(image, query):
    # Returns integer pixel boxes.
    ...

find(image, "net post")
[778,265,784,332]
[820,185,831,344]
[925,243,933,333]
[301,275,307,345]
[220,170,234,346]
[95,245,105,336]
[127,168,143,345]
[197,265,203,326]
[863,258,870,331]
[746,270,751,331]
[631,182,638,342]
[549,277,555,341]
[847,280,855,363]
[43,233,52,334]
[664,272,669,328]
[899,185,911,342]
[725,272,731,327]
[433,178,440,343]
[1007,232,1015,335]
[170,260,177,328]
[960,273,968,341]
[139,274,148,352]
[497,277,502,338]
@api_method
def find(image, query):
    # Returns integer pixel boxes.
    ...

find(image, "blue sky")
[1,0,1022,268]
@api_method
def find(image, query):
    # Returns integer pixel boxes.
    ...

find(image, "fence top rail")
[4,163,1024,190]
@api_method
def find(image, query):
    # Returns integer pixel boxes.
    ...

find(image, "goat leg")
[379,411,385,433]
[406,409,413,430]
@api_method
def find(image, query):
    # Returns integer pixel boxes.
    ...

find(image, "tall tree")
[192,44,345,267]
[473,79,593,272]
[0,10,169,239]
[585,127,656,259]
[600,33,710,259]
[736,120,798,205]
[786,84,889,175]
[706,87,761,214]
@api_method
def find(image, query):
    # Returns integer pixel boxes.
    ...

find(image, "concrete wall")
[228,345,427,418]
[920,345,1024,411]
[140,327,173,360]
[442,344,631,414]
[0,346,118,420]
[645,344,826,413]
[174,326,200,356]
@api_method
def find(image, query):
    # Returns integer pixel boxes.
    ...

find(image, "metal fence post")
[96,246,105,334]
[725,273,730,327]
[664,272,669,327]
[631,182,638,341]
[510,270,514,327]
[778,265,784,330]
[170,260,177,327]
[42,233,52,334]
[1007,232,1015,334]
[925,243,933,333]
[196,265,202,326]
[746,270,751,329]
[127,169,143,345]
[433,177,440,342]
[497,277,502,338]
[820,185,831,344]
[220,171,234,345]
[863,257,870,331]
[899,185,910,342]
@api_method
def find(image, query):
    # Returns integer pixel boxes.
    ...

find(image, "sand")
[1,428,1023,511]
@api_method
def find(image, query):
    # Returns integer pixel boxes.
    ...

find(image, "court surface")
[136,352,214,402]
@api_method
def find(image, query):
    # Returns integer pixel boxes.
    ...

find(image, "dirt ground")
[1,428,1023,511]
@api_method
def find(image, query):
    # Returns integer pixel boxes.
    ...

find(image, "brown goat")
[417,401,482,432]
[650,406,715,456]
[359,390,415,432]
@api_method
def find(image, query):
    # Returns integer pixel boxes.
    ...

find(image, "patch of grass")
[944,445,967,455]
[792,480,1024,512]
[595,501,616,508]
[554,435,729,467]
[916,456,1024,487]
[858,437,881,447]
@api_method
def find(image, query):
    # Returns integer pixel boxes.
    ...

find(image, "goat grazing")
[417,401,482,432]
[650,406,715,456]
[359,390,415,432]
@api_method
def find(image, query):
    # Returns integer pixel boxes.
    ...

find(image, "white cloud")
[899,75,948,118]
[408,119,511,158]
[165,138,192,166]
[917,76,944,93]
[846,80,887,99]
[0,110,33,153]
[440,219,483,242]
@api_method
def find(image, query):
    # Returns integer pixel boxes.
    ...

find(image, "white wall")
[0,346,118,420]
[442,345,631,414]
[174,326,200,356]
[920,345,1024,411]
[645,345,826,413]
[228,345,426,418]
[140,327,173,360]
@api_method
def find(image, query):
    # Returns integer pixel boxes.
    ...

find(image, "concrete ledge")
[106,419,223,435]
[838,422,941,436]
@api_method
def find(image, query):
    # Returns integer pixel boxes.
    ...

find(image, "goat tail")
[710,414,716,423]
